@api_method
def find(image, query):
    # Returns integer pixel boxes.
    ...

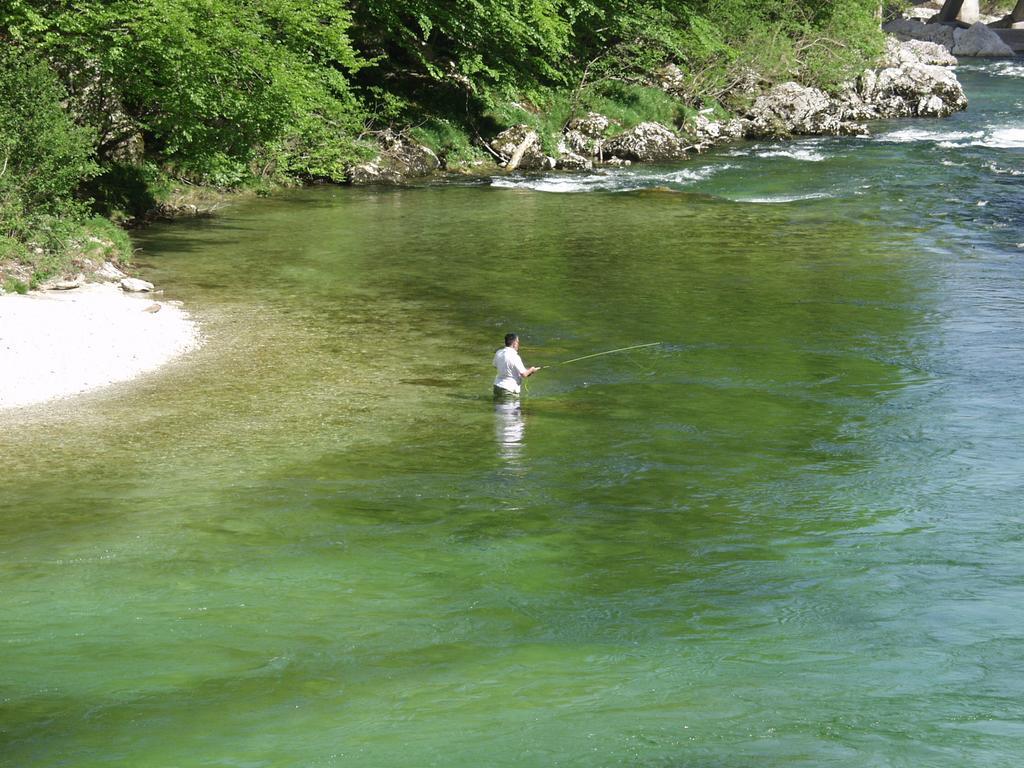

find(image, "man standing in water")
[493,333,540,397]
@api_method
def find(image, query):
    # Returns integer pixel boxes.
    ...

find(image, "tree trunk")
[504,131,539,172]
[932,0,965,23]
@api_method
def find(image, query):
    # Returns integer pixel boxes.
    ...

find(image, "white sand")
[0,283,202,410]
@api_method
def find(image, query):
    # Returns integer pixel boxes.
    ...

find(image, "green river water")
[2,61,1023,766]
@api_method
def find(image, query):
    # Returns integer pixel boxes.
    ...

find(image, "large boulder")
[952,22,1016,56]
[867,60,967,118]
[491,125,550,171]
[603,122,688,162]
[746,82,864,137]
[834,37,967,121]
[687,114,746,147]
[880,36,958,67]
[348,130,440,185]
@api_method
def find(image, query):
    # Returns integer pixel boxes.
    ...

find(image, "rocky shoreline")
[348,35,980,185]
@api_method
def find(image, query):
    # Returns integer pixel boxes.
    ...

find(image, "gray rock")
[120,277,154,293]
[377,129,441,176]
[555,149,592,170]
[491,125,548,171]
[691,114,723,142]
[686,114,748,147]
[562,129,599,157]
[655,64,688,97]
[347,130,440,185]
[883,18,957,50]
[97,261,127,281]
[722,119,747,139]
[881,36,958,66]
[567,112,611,138]
[952,22,1015,56]
[348,162,402,185]
[746,82,855,137]
[870,62,968,117]
[43,274,85,291]
[830,37,967,122]
[603,122,687,162]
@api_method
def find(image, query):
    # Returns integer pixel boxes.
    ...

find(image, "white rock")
[120,277,154,293]
[97,261,128,281]
[882,36,958,67]
[567,112,611,138]
[43,274,85,291]
[603,122,687,162]
[491,125,547,171]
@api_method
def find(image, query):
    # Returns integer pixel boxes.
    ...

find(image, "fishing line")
[546,342,662,367]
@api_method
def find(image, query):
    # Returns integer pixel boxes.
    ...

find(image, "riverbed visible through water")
[2,60,1022,767]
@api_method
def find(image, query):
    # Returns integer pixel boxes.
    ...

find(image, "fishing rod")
[543,342,662,368]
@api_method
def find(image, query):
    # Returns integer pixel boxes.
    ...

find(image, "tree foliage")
[4,0,366,182]
[0,46,96,250]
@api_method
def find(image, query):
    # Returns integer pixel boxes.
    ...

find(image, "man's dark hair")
[504,333,518,347]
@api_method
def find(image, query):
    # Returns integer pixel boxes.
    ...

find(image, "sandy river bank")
[0,283,201,410]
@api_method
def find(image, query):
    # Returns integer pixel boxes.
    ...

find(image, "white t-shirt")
[493,346,528,394]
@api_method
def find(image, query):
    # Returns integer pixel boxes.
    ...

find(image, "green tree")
[5,0,367,183]
[0,46,96,252]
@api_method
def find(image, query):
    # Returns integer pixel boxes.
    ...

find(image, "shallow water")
[2,61,1023,767]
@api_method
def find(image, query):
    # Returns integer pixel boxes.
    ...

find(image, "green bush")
[0,47,97,233]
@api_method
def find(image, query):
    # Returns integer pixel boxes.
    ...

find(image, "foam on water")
[877,127,985,145]
[732,192,833,204]
[941,127,1024,149]
[490,174,619,193]
[489,163,728,193]
[753,146,828,162]
[878,125,1024,150]
[990,61,1024,78]
[988,162,1024,177]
